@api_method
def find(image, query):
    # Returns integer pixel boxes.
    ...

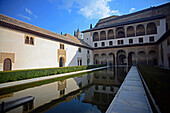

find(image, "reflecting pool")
[0,67,130,113]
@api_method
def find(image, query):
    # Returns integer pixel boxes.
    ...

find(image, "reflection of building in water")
[82,67,127,113]
[0,73,93,113]
[58,80,66,97]
[83,85,119,113]
[0,68,126,113]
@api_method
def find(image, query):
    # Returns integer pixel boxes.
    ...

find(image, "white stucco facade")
[0,26,93,71]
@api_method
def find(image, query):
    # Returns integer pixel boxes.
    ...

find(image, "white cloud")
[78,0,120,19]
[129,8,135,13]
[49,0,119,19]
[17,14,31,20]
[25,8,32,15]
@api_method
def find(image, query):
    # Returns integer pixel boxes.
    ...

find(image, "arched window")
[30,37,34,45]
[100,31,106,40]
[116,27,125,38]
[93,32,99,41]
[3,58,12,71]
[108,29,114,39]
[25,36,29,44]
[146,23,157,35]
[136,24,145,36]
[127,26,135,37]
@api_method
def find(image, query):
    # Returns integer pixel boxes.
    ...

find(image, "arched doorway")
[148,50,157,65]
[3,58,12,71]
[138,51,147,64]
[108,53,115,66]
[94,54,100,64]
[117,50,126,65]
[128,52,136,65]
[59,57,64,67]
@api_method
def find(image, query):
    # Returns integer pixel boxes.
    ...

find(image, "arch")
[108,29,114,39]
[148,50,157,65]
[127,26,135,37]
[136,24,145,36]
[146,22,157,35]
[138,51,147,64]
[100,31,106,40]
[30,37,34,45]
[93,32,99,41]
[101,53,107,64]
[3,58,12,71]
[116,27,125,38]
[59,57,65,67]
[108,53,115,66]
[94,54,100,64]
[128,52,136,65]
[25,36,29,44]
[117,50,126,65]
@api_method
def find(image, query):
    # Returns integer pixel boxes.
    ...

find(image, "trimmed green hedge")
[0,64,106,83]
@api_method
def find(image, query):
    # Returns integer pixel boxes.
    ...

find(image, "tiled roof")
[64,33,91,48]
[82,14,166,33]
[0,14,92,49]
[96,2,170,27]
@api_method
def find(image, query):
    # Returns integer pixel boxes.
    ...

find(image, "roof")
[0,14,92,49]
[64,33,91,48]
[96,2,170,27]
[82,14,166,33]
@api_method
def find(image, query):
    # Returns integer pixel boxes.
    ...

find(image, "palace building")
[82,2,170,68]
[0,2,170,71]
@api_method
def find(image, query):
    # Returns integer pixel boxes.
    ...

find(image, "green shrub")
[0,64,106,83]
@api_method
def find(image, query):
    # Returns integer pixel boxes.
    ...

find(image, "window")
[77,58,82,66]
[25,35,34,45]
[118,40,123,45]
[87,50,89,54]
[109,41,113,45]
[94,43,98,47]
[149,36,154,42]
[101,42,105,46]
[129,39,133,44]
[25,36,29,44]
[118,40,121,45]
[139,38,143,43]
[78,48,81,53]
[121,40,124,44]
[60,44,64,49]
[30,37,34,45]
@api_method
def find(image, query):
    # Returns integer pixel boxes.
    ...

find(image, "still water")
[0,67,129,113]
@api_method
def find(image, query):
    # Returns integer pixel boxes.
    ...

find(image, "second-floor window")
[78,48,81,53]
[60,44,64,49]
[139,38,143,43]
[25,35,34,45]
[101,42,105,46]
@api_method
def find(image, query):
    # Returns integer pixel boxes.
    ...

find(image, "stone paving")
[0,66,107,89]
[106,66,152,113]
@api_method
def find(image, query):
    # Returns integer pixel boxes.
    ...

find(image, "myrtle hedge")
[0,64,106,83]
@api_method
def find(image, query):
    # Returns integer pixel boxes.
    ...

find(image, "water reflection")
[0,67,129,113]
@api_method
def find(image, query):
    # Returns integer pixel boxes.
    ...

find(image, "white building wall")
[158,36,170,68]
[0,27,93,71]
[83,19,166,48]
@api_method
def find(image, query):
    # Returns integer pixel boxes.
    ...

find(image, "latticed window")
[25,36,29,44]
[30,37,34,45]
[139,38,143,43]
[60,44,64,49]
[78,48,81,53]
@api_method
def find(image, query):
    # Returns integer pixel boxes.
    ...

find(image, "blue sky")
[0,0,169,36]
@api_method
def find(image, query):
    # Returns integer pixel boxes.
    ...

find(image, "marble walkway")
[106,66,152,113]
